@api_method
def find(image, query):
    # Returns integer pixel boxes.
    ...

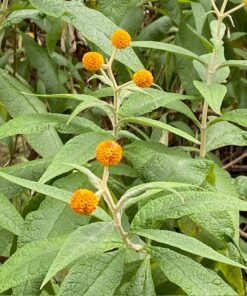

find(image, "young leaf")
[132,229,245,269]
[193,80,227,114]
[41,222,122,288]
[59,250,125,296]
[122,117,200,144]
[148,246,237,296]
[0,193,24,235]
[0,236,66,294]
[120,256,155,296]
[39,132,111,183]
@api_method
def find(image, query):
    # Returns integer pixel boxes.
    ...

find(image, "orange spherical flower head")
[245,0,247,6]
[96,140,123,166]
[70,189,98,215]
[133,69,153,88]
[111,29,131,49]
[82,52,104,71]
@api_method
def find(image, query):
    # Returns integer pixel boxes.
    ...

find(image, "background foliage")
[0,0,247,295]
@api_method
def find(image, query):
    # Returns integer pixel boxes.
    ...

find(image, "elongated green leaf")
[0,236,66,294]
[211,109,247,127]
[194,80,227,114]
[131,191,247,229]
[0,159,50,198]
[0,113,102,139]
[60,250,124,296]
[119,88,196,118]
[148,246,237,296]
[206,121,247,152]
[120,256,155,296]
[41,222,122,288]
[0,171,71,204]
[131,41,205,64]
[39,132,110,183]
[0,193,24,235]
[122,117,200,144]
[4,9,42,26]
[125,141,213,186]
[0,70,63,158]
[219,60,247,69]
[133,229,245,268]
[29,0,142,71]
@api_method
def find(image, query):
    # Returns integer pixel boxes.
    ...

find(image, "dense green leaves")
[60,250,125,296]
[42,222,122,287]
[148,246,237,296]
[0,236,66,294]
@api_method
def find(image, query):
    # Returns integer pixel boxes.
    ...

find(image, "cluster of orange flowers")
[82,29,153,88]
[245,0,247,6]
[70,140,122,215]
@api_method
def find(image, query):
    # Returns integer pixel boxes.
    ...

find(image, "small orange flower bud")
[70,189,98,215]
[82,52,104,71]
[111,29,131,49]
[96,140,123,166]
[133,69,153,88]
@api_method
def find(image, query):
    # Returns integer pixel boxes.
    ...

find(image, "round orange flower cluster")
[82,52,104,71]
[96,140,123,166]
[70,189,98,215]
[245,0,247,6]
[111,29,131,49]
[133,69,153,88]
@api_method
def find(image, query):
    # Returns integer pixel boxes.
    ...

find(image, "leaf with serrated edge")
[41,222,122,288]
[59,250,125,296]
[133,229,246,268]
[148,246,237,296]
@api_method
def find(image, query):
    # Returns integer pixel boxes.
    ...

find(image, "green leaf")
[41,222,122,288]
[0,170,71,204]
[211,109,247,127]
[39,132,110,183]
[46,18,64,55]
[120,256,155,296]
[148,246,237,296]
[206,121,247,152]
[0,159,50,198]
[0,70,63,158]
[59,250,125,296]
[124,141,213,185]
[4,9,42,26]
[29,0,142,71]
[22,34,67,94]
[0,113,102,139]
[0,236,66,294]
[159,0,182,26]
[193,80,227,114]
[119,88,197,118]
[122,117,200,144]
[0,193,24,235]
[218,60,247,69]
[132,229,245,269]
[131,191,247,229]
[120,7,144,37]
[131,41,205,64]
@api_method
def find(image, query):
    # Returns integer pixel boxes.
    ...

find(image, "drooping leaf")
[0,113,102,139]
[148,246,237,296]
[132,229,245,268]
[59,250,125,296]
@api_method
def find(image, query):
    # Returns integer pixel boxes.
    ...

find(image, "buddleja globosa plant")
[1,0,247,295]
